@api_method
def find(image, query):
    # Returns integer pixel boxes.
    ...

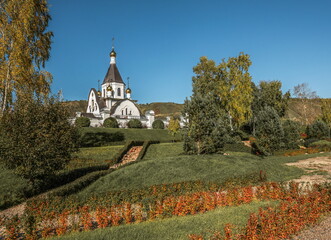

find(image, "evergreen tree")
[282,120,301,149]
[253,106,284,155]
[0,0,53,113]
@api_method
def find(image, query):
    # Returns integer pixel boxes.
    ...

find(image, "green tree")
[103,117,119,128]
[252,81,290,118]
[167,116,180,142]
[217,53,253,129]
[253,106,284,155]
[0,0,53,113]
[183,94,229,154]
[282,120,301,149]
[320,99,331,125]
[0,97,78,188]
[306,120,329,139]
[152,119,165,129]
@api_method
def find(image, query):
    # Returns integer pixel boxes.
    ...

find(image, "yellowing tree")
[168,116,180,142]
[321,99,331,126]
[0,0,53,113]
[217,53,253,129]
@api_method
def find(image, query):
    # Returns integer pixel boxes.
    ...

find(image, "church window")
[103,89,105,97]
[130,110,132,115]
[95,103,98,110]
[89,106,91,112]
[125,108,128,115]
[122,110,124,115]
[117,88,121,97]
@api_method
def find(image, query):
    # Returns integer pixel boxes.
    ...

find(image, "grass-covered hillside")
[73,142,328,200]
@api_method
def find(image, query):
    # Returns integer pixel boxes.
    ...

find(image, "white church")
[77,47,155,128]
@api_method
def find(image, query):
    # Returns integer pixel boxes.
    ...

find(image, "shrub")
[75,117,90,127]
[103,117,119,128]
[78,131,124,147]
[282,120,301,149]
[310,140,331,151]
[306,120,329,139]
[0,98,78,189]
[253,106,284,155]
[127,119,143,128]
[152,119,165,129]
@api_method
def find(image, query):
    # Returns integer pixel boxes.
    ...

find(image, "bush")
[152,119,165,129]
[310,140,331,151]
[78,131,124,147]
[103,117,119,128]
[253,106,284,155]
[0,98,78,188]
[282,120,301,149]
[127,119,143,128]
[306,120,329,139]
[75,117,90,127]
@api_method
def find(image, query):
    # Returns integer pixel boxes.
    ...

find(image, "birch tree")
[0,0,53,114]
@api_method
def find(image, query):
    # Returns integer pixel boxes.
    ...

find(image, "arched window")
[129,110,132,115]
[117,88,121,97]
[125,108,128,115]
[95,103,98,111]
[122,110,124,115]
[89,106,91,112]
[103,89,105,97]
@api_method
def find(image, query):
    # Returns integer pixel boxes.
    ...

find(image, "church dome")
[107,85,112,91]
[126,88,131,94]
[110,49,116,57]
[97,90,101,96]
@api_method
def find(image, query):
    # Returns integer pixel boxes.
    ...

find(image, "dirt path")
[285,155,331,240]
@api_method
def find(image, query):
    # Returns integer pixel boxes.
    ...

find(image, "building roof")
[102,63,124,84]
[109,99,143,116]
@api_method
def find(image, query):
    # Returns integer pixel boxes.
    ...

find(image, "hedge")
[78,131,124,147]
[224,143,252,153]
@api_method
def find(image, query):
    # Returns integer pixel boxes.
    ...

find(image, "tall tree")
[0,0,53,113]
[320,99,331,127]
[292,83,319,125]
[252,80,290,118]
[217,53,253,129]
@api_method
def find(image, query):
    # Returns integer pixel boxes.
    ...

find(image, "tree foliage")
[167,116,180,141]
[0,0,53,113]
[253,106,284,155]
[282,119,301,150]
[306,120,329,139]
[320,99,331,126]
[103,117,119,128]
[217,53,253,129]
[0,97,78,187]
[252,80,290,118]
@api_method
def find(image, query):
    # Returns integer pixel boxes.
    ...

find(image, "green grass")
[75,143,331,198]
[0,145,124,210]
[53,200,277,240]
[68,145,124,169]
[79,128,182,143]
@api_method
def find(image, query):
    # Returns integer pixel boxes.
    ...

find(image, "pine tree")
[0,0,53,113]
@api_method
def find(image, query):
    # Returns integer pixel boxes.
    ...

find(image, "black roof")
[103,64,124,84]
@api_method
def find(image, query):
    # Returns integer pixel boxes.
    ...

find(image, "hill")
[65,98,329,124]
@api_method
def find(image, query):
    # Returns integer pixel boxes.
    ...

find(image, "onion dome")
[97,90,101,96]
[106,85,112,92]
[110,49,116,57]
[126,88,131,94]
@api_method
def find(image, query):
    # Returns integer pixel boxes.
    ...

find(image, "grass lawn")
[0,145,124,210]
[79,127,182,143]
[68,145,124,169]
[75,143,331,199]
[53,200,277,240]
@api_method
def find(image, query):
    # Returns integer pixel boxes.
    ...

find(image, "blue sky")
[47,0,331,103]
